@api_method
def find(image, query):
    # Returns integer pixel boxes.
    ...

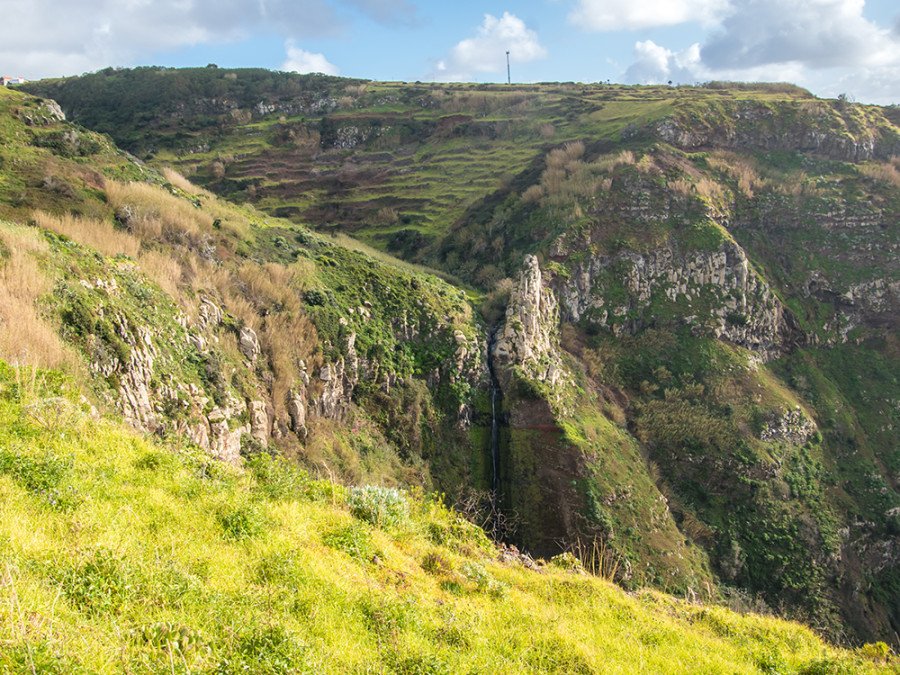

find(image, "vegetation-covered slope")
[1,361,897,674]
[0,82,489,496]
[8,72,900,648]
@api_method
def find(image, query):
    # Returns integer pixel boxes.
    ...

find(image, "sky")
[3,0,900,104]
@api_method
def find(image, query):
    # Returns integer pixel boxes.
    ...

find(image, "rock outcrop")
[555,239,792,361]
[494,255,566,387]
[653,101,900,162]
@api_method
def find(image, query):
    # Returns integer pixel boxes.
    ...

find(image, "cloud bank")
[282,43,340,76]
[0,0,408,79]
[569,0,728,30]
[432,12,547,82]
[583,0,900,104]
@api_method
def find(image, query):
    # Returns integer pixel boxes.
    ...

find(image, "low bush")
[217,501,266,540]
[347,485,409,528]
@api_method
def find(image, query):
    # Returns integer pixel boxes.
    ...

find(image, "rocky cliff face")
[53,225,486,479]
[654,100,900,162]
[493,255,566,387]
[554,238,792,361]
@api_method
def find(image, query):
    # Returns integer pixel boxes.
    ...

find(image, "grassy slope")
[1,362,896,675]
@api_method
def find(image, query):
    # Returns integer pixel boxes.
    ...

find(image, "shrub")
[384,650,451,675]
[347,485,409,528]
[0,642,74,674]
[246,452,310,500]
[550,551,584,572]
[22,396,82,431]
[420,551,452,576]
[137,622,204,656]
[217,502,266,540]
[58,549,137,615]
[461,561,508,597]
[214,624,307,675]
[254,550,301,585]
[360,596,417,638]
[0,447,72,493]
[322,523,376,561]
[303,288,328,306]
[855,642,892,663]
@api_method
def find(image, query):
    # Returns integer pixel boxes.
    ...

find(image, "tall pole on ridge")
[506,51,511,85]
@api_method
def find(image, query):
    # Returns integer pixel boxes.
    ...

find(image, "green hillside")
[7,71,900,650]
[1,361,897,674]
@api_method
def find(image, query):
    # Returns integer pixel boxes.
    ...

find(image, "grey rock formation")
[653,102,900,162]
[239,326,261,362]
[556,239,791,361]
[287,389,308,438]
[249,400,269,446]
[494,255,567,391]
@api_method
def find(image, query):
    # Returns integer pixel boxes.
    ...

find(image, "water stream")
[486,329,502,498]
[490,378,500,495]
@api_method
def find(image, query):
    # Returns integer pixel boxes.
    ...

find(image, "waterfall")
[490,377,500,495]
[486,329,502,499]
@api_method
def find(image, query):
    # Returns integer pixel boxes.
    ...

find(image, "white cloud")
[0,0,342,79]
[701,0,900,70]
[431,12,547,82]
[624,41,701,84]
[826,65,900,105]
[282,43,340,75]
[569,0,729,31]
[618,0,900,104]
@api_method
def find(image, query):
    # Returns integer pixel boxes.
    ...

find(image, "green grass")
[0,360,896,674]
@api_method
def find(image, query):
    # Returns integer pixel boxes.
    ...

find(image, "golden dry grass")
[521,184,544,203]
[262,312,319,411]
[105,180,215,247]
[161,167,216,198]
[707,152,766,198]
[0,225,76,369]
[696,177,725,201]
[667,179,694,196]
[136,248,184,298]
[32,210,141,259]
[860,161,900,189]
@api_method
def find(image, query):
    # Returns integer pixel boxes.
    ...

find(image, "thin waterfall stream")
[490,377,500,495]
[486,329,502,500]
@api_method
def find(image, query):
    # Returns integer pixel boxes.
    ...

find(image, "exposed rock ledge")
[555,240,794,362]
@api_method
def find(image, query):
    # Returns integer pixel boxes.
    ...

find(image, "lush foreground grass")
[0,363,896,674]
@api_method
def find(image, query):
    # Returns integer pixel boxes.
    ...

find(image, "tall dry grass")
[32,210,141,259]
[201,260,320,411]
[545,141,585,171]
[859,161,900,189]
[0,225,78,370]
[707,152,766,198]
[590,150,636,174]
[667,179,694,196]
[521,184,544,204]
[137,249,184,299]
[540,141,599,206]
[695,177,725,201]
[162,167,215,199]
[106,180,215,248]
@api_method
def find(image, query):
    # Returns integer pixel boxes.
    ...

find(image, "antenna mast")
[506,51,511,85]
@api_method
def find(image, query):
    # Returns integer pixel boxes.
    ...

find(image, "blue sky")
[4,0,900,104]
